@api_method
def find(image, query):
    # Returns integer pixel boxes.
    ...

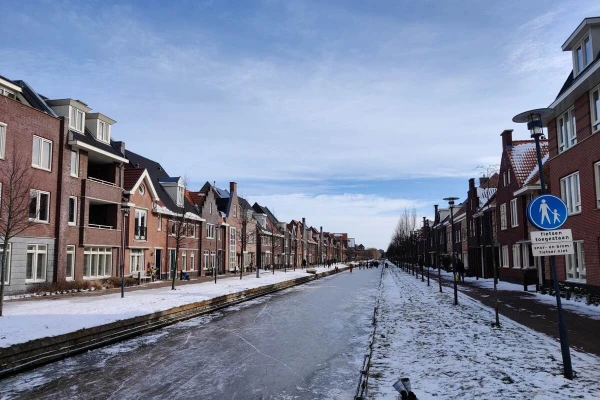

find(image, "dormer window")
[69,106,85,132]
[97,120,110,143]
[574,33,593,76]
[177,185,184,207]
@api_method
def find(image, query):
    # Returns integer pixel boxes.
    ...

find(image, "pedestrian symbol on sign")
[527,195,568,230]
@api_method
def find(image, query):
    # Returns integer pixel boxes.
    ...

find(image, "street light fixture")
[443,197,459,306]
[120,202,130,298]
[513,108,573,380]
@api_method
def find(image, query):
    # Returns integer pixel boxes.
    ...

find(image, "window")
[26,244,47,282]
[211,251,216,270]
[84,247,112,278]
[510,198,518,227]
[560,172,581,214]
[565,241,586,282]
[557,108,577,152]
[507,169,510,185]
[0,122,6,160]
[248,233,254,244]
[32,136,52,170]
[70,150,79,177]
[204,251,209,270]
[595,161,600,208]
[69,106,84,132]
[66,245,75,280]
[190,251,195,272]
[522,244,530,269]
[233,205,237,217]
[139,183,145,196]
[176,185,184,207]
[29,190,50,222]
[182,251,187,271]
[206,223,215,239]
[574,34,593,75]
[130,249,144,274]
[158,215,162,231]
[229,227,236,269]
[189,223,195,237]
[68,196,77,226]
[512,244,521,268]
[500,203,507,230]
[170,221,177,236]
[97,120,110,142]
[1,243,11,284]
[501,245,509,267]
[209,203,213,214]
[134,209,147,240]
[591,84,600,133]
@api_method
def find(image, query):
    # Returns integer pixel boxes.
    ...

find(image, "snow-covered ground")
[0,266,344,349]
[367,267,600,400]
[434,267,600,320]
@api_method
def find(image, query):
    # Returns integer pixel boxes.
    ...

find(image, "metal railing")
[88,223,115,230]
[87,176,117,187]
[134,226,147,240]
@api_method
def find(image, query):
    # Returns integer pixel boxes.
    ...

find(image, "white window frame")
[130,249,144,274]
[134,209,147,240]
[70,150,79,177]
[557,107,577,153]
[512,244,521,268]
[97,120,110,143]
[26,244,47,282]
[66,245,75,281]
[0,122,6,160]
[69,106,85,132]
[157,215,162,231]
[189,223,195,238]
[1,243,11,284]
[176,185,184,207]
[209,203,213,214]
[565,241,586,283]
[29,189,50,223]
[206,223,215,239]
[560,172,581,215]
[595,161,600,209]
[32,136,52,171]
[68,196,77,226]
[591,83,600,133]
[522,244,530,269]
[501,245,509,268]
[182,251,187,271]
[510,198,518,227]
[190,251,195,272]
[203,250,209,270]
[83,247,113,279]
[229,227,236,269]
[573,33,593,76]
[500,203,507,230]
[233,205,237,218]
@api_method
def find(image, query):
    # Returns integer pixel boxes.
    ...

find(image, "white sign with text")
[530,229,574,256]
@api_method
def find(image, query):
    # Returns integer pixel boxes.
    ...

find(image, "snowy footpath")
[367,267,600,400]
[0,266,344,349]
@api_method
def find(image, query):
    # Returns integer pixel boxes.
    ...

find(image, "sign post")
[527,194,573,379]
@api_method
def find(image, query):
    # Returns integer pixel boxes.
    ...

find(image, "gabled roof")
[506,140,549,187]
[523,154,550,186]
[124,168,160,201]
[238,196,253,212]
[125,150,199,218]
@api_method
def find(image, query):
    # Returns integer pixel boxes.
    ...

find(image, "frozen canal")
[2,268,380,400]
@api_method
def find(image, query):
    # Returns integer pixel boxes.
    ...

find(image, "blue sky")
[2,0,599,249]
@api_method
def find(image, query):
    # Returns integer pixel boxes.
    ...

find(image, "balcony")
[83,225,120,246]
[83,178,122,204]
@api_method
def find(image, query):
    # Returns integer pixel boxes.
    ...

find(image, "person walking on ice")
[539,199,551,225]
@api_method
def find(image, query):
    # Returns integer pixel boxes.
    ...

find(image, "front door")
[155,249,162,279]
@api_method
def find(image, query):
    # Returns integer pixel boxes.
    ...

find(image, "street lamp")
[443,197,459,306]
[120,203,130,298]
[513,108,572,380]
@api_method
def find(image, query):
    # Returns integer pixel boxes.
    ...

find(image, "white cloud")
[247,193,428,249]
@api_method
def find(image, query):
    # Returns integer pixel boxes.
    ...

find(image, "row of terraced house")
[425,17,600,295]
[0,74,352,295]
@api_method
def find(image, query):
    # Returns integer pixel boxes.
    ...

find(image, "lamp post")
[120,204,130,298]
[444,197,459,305]
[513,108,572,380]
[422,217,427,284]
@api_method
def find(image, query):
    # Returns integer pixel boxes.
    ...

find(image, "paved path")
[2,267,381,400]
[403,265,600,357]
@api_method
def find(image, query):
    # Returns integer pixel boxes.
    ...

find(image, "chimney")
[114,140,126,156]
[230,182,237,194]
[302,218,306,237]
[479,176,489,187]
[500,129,513,149]
[469,178,475,191]
[434,204,439,215]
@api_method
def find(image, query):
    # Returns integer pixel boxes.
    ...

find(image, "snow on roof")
[523,153,549,186]
[507,140,548,187]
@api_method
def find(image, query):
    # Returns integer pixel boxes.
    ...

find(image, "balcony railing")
[87,176,117,187]
[134,226,147,240]
[89,223,116,230]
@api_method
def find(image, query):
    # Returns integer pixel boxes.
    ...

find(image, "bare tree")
[170,176,190,291]
[270,227,282,274]
[0,145,38,316]
[237,199,254,279]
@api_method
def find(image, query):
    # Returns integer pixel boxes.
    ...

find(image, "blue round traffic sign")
[527,195,568,230]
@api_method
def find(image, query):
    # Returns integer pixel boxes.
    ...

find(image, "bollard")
[137,271,141,285]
